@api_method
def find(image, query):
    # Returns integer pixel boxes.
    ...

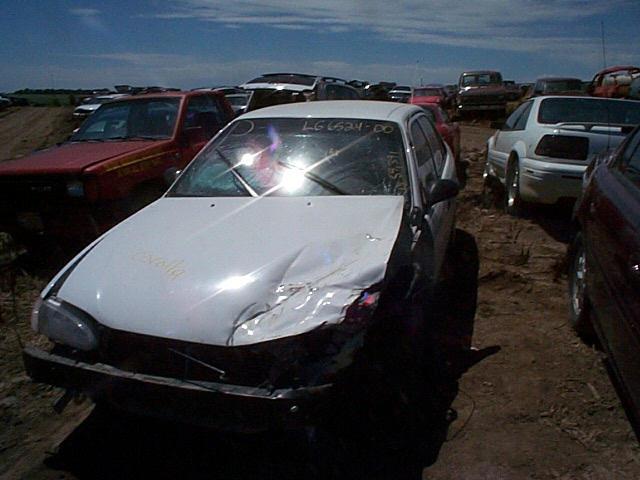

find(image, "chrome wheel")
[507,162,519,209]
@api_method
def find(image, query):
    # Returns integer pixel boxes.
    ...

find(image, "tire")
[568,233,595,339]
[505,156,525,216]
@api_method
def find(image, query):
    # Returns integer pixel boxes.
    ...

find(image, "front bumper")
[23,346,333,431]
[519,157,586,204]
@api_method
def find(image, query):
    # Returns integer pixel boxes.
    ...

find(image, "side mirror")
[182,126,206,146]
[164,166,182,186]
[490,120,503,130]
[428,179,459,208]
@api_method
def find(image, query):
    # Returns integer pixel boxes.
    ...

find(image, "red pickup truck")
[0,90,234,248]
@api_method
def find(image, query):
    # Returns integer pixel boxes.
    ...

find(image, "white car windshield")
[169,117,409,199]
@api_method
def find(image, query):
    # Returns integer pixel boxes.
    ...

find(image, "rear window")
[542,80,583,93]
[461,73,502,86]
[538,98,640,125]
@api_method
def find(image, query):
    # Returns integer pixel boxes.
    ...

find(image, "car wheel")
[568,233,594,339]
[505,156,525,216]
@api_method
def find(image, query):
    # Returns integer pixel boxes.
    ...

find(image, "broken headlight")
[31,296,99,351]
[264,290,381,388]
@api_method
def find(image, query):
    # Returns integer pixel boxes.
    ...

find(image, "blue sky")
[1,0,639,92]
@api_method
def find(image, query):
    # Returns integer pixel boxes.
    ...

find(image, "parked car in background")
[411,85,448,107]
[240,73,360,112]
[568,124,640,427]
[73,94,129,117]
[224,92,250,116]
[0,96,11,109]
[503,81,523,101]
[485,96,640,215]
[589,65,640,98]
[0,90,234,247]
[456,70,507,118]
[24,100,467,435]
[528,77,584,98]
[388,85,412,103]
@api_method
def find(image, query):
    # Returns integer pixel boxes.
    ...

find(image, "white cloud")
[149,0,631,56]
[69,7,106,31]
[69,8,101,17]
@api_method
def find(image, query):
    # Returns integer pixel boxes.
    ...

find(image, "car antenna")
[601,21,612,152]
[600,21,607,69]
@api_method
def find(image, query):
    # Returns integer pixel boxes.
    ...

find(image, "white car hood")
[55,196,404,346]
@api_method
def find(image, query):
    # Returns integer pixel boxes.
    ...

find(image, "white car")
[24,100,467,432]
[485,95,640,215]
[73,93,129,117]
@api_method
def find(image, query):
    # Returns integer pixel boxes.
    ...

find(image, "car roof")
[240,100,423,122]
[533,94,638,102]
[594,65,640,75]
[536,77,582,82]
[462,70,500,75]
[109,90,223,102]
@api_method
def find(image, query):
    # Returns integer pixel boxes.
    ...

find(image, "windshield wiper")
[104,135,164,141]
[215,148,258,197]
[277,160,348,195]
[68,138,106,143]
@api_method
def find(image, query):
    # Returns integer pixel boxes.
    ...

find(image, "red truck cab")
[589,65,640,98]
[0,90,234,247]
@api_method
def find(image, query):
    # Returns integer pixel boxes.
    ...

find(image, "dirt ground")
[0,107,77,161]
[0,108,639,479]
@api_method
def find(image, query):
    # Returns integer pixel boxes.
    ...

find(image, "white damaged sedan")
[24,101,465,431]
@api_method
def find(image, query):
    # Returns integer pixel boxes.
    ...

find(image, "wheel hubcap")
[507,164,519,208]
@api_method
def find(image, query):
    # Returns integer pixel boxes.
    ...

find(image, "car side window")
[503,101,530,130]
[417,116,445,176]
[513,102,533,130]
[617,130,640,186]
[184,95,224,137]
[410,119,437,193]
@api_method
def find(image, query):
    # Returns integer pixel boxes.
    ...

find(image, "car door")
[584,127,640,412]
[408,114,449,279]
[417,115,456,274]
[490,101,533,180]
[180,95,227,163]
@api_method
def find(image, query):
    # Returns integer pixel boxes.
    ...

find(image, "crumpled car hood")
[55,196,404,346]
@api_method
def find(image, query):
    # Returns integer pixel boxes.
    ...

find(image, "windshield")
[543,80,583,93]
[538,98,640,125]
[461,73,502,86]
[70,98,180,141]
[169,117,409,199]
[226,95,249,106]
[414,88,442,97]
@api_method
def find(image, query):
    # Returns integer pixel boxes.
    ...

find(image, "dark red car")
[0,90,234,246]
[569,124,640,431]
[411,85,448,108]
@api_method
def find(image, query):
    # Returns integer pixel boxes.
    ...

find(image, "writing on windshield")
[169,117,409,199]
